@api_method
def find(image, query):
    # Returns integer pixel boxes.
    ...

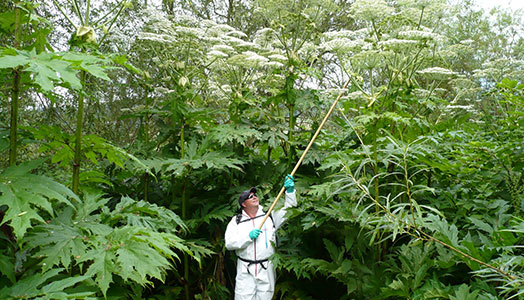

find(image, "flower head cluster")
[244,51,269,63]
[378,39,419,51]
[444,104,474,111]
[263,61,284,68]
[138,32,174,43]
[268,54,287,62]
[350,50,385,70]
[223,35,256,48]
[173,25,205,38]
[324,30,356,39]
[211,44,235,54]
[345,91,366,101]
[321,38,367,52]
[398,30,440,41]
[350,0,394,22]
[207,50,229,58]
[397,0,433,9]
[227,30,248,38]
[417,67,456,80]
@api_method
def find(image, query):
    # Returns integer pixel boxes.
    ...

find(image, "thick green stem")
[288,103,296,168]
[144,173,149,202]
[9,6,21,166]
[85,0,91,24]
[51,0,77,27]
[182,180,189,300]
[72,0,83,24]
[171,175,176,207]
[181,119,186,219]
[373,121,381,261]
[143,90,150,202]
[373,121,379,209]
[180,119,190,300]
[286,72,296,170]
[9,71,20,166]
[72,71,86,194]
[97,1,127,46]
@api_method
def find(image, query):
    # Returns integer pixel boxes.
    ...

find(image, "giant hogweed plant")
[276,77,522,299]
[274,127,522,298]
[0,160,211,299]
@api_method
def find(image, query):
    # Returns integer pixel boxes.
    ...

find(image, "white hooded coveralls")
[225,191,297,300]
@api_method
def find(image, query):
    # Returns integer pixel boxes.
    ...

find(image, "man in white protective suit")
[225,175,297,300]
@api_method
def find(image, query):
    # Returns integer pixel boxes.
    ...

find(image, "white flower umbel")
[397,0,435,9]
[226,30,248,38]
[263,61,284,68]
[200,19,218,29]
[417,67,457,80]
[350,0,394,22]
[174,26,205,38]
[207,50,229,58]
[346,91,366,101]
[155,87,175,94]
[398,30,440,41]
[224,36,256,48]
[321,38,366,52]
[256,28,275,36]
[243,51,269,63]
[268,54,287,62]
[378,39,419,51]
[221,84,232,93]
[350,50,384,70]
[137,32,173,43]
[214,24,236,32]
[444,104,474,111]
[413,88,431,98]
[459,39,474,45]
[253,28,277,48]
[211,44,235,54]
[324,30,355,39]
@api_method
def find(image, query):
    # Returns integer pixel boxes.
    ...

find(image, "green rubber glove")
[284,174,294,193]
[249,229,262,240]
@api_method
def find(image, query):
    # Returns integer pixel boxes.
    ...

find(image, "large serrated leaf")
[2,268,63,298]
[0,52,30,68]
[41,275,90,294]
[0,254,15,283]
[81,249,115,296]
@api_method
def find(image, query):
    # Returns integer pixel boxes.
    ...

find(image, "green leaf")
[81,248,115,296]
[61,52,103,65]
[323,238,342,263]
[468,217,494,234]
[41,275,90,294]
[0,254,15,283]
[210,124,262,146]
[1,268,63,299]
[0,161,78,240]
[116,239,168,284]
[0,51,30,68]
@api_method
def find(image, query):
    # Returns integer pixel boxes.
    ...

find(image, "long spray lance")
[258,77,352,229]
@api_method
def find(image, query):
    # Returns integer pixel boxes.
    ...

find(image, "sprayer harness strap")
[237,256,269,270]
[235,211,278,247]
[236,212,274,227]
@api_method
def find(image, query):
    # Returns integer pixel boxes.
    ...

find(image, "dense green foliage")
[1,0,524,299]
